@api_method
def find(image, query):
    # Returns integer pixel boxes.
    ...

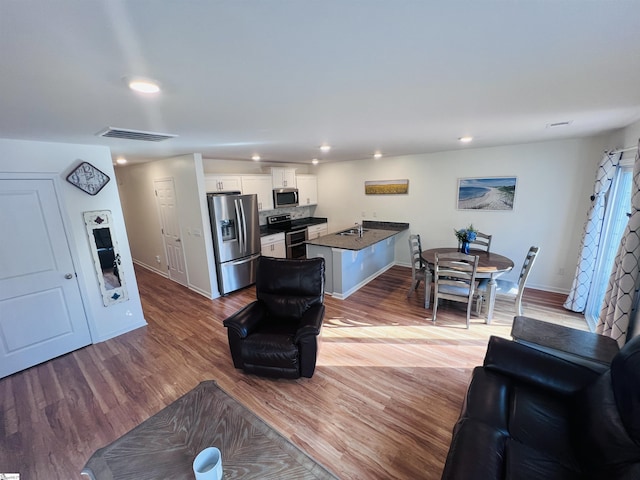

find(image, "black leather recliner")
[223,256,326,379]
[442,334,640,479]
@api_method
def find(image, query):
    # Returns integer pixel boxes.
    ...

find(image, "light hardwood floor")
[0,265,586,479]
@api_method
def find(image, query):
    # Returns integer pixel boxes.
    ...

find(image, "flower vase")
[461,241,470,254]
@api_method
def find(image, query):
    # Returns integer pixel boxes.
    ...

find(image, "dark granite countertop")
[260,226,284,237]
[362,220,410,231]
[306,222,408,251]
[260,217,328,237]
[291,217,328,229]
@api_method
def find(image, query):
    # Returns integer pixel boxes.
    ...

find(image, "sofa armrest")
[483,336,600,395]
[222,301,266,338]
[294,304,325,342]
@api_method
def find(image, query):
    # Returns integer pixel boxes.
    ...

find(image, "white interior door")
[154,178,188,286]
[0,179,91,378]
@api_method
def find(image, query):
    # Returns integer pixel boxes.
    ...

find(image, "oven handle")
[286,228,308,239]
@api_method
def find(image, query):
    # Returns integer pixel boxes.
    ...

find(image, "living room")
[2,2,640,479]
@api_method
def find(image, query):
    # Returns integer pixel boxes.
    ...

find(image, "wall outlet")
[373,211,377,218]
[156,255,161,263]
[361,211,366,217]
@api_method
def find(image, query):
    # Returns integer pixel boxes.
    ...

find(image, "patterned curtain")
[564,151,620,312]
[597,140,640,347]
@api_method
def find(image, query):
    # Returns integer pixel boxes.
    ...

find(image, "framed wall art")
[457,177,517,211]
[364,179,409,195]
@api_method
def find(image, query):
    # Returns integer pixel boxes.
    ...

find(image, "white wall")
[621,119,640,153]
[0,138,146,342]
[202,158,315,175]
[314,136,614,293]
[116,154,217,298]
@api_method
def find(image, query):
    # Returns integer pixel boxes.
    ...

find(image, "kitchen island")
[306,221,409,299]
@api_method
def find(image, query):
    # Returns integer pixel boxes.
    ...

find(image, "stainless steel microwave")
[273,188,299,208]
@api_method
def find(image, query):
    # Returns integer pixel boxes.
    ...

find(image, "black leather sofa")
[441,335,640,479]
[223,256,325,379]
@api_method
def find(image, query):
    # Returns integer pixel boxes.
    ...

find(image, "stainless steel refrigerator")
[207,192,261,295]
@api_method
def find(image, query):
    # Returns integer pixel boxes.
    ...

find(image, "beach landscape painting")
[457,177,517,211]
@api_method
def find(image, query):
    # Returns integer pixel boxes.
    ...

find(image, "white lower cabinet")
[260,232,286,258]
[307,223,328,240]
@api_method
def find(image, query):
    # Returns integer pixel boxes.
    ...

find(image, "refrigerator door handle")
[238,199,248,255]
[226,253,261,266]
[234,199,243,252]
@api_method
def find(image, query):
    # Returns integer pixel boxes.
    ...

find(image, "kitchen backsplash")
[258,205,317,225]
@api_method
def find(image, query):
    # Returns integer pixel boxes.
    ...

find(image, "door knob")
[176,238,181,242]
[65,273,74,279]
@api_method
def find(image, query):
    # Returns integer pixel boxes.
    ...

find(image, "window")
[584,163,633,329]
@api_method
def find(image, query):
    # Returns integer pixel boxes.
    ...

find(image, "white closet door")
[0,179,91,378]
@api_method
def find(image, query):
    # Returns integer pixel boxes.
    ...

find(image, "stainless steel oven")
[266,214,308,259]
[286,228,308,259]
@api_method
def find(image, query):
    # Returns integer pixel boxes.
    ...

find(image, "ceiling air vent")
[97,127,178,142]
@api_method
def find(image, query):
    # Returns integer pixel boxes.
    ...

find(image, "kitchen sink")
[336,228,369,236]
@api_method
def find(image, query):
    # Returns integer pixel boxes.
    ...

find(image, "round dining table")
[421,247,514,322]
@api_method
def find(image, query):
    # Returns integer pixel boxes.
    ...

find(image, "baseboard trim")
[133,259,168,277]
[92,320,147,344]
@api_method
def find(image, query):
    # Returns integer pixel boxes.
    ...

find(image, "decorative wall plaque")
[66,161,110,195]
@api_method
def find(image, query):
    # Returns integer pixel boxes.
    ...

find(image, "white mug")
[193,447,223,480]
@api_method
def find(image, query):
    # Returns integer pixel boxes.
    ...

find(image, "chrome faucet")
[355,222,364,237]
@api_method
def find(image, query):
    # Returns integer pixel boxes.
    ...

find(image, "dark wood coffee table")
[82,380,338,480]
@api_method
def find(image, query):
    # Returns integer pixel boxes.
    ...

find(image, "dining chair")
[432,252,479,329]
[470,231,492,252]
[475,246,540,316]
[407,234,430,308]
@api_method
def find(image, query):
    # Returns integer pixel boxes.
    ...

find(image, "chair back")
[256,256,325,319]
[408,234,424,276]
[434,252,479,302]
[471,231,492,252]
[517,246,540,291]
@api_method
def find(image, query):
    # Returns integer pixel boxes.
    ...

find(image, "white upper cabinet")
[296,174,318,206]
[241,175,274,212]
[205,175,242,192]
[271,168,297,189]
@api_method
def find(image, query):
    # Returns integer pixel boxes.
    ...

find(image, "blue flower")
[454,225,478,243]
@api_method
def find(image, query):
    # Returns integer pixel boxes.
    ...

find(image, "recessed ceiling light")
[320,144,331,153]
[251,154,261,161]
[458,136,473,143]
[373,152,382,159]
[312,158,319,165]
[116,157,127,165]
[127,77,161,94]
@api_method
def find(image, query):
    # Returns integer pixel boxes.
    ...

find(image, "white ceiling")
[1,1,639,165]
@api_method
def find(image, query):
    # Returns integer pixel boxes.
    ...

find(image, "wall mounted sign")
[66,161,110,195]
[364,179,409,195]
[457,177,517,211]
